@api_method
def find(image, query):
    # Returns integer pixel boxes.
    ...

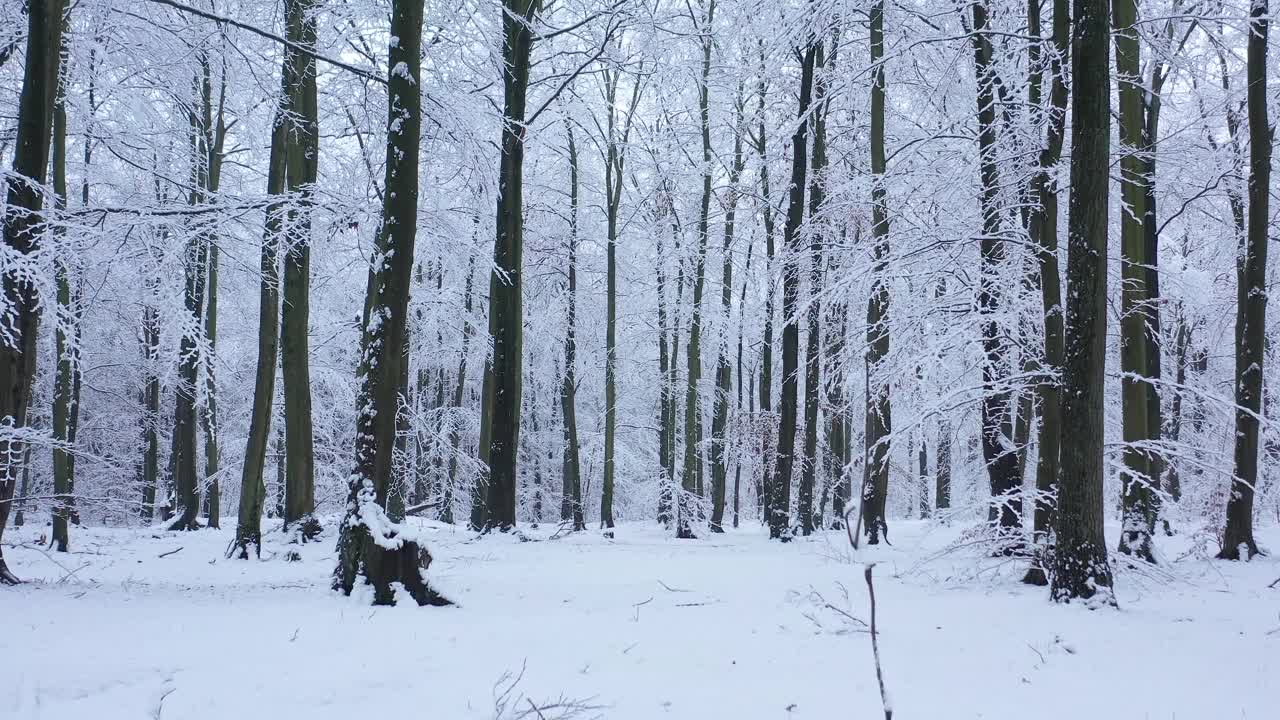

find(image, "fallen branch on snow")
[864,563,892,720]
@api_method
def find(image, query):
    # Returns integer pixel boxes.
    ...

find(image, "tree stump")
[334,500,450,607]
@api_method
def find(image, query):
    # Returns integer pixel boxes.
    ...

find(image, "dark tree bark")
[600,63,640,531]
[281,0,320,541]
[800,39,831,537]
[732,231,754,528]
[200,59,228,531]
[230,74,288,558]
[50,25,73,551]
[862,0,891,545]
[333,0,446,606]
[968,1,1020,542]
[1113,0,1156,563]
[677,0,717,539]
[936,419,952,511]
[141,269,162,521]
[1023,0,1070,585]
[445,254,477,526]
[1051,0,1115,603]
[168,52,219,532]
[825,232,850,529]
[1219,0,1270,561]
[755,39,778,527]
[482,0,543,532]
[770,39,817,541]
[656,182,675,527]
[2,0,64,582]
[711,82,745,534]
[1165,297,1190,504]
[560,119,585,532]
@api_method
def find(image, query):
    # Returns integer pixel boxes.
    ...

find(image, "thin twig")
[632,596,652,621]
[158,546,183,559]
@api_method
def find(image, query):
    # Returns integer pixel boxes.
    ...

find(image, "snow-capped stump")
[334,488,450,607]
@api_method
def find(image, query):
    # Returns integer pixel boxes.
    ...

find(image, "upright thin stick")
[864,563,892,719]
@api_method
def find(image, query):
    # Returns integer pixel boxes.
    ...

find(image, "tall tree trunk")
[1024,0,1069,585]
[677,0,717,539]
[825,234,850,528]
[732,234,753,528]
[755,40,778,527]
[231,80,288,557]
[168,53,218,532]
[0,0,62,579]
[862,0,891,545]
[936,419,952,511]
[1165,299,1189,504]
[656,186,674,527]
[1139,11,1183,542]
[1219,0,1270,561]
[14,448,31,527]
[445,254,476,526]
[50,26,72,551]
[483,0,540,532]
[800,38,832,537]
[711,82,745,533]
[333,0,444,606]
[561,120,585,531]
[1051,0,1115,603]
[141,277,161,521]
[599,65,641,530]
[770,37,816,541]
[1113,0,1156,563]
[281,0,320,540]
[969,0,1020,542]
[200,63,227,531]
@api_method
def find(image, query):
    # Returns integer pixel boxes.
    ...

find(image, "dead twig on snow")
[864,563,892,720]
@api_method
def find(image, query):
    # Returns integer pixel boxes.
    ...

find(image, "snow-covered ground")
[2,518,1276,719]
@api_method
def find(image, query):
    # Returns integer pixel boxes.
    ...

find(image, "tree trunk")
[281,0,320,541]
[200,65,228,531]
[656,187,674,527]
[168,53,219,532]
[1025,0,1069,584]
[862,0,891,545]
[800,40,830,537]
[0,0,63,582]
[333,0,445,606]
[770,37,816,541]
[1219,0,1270,561]
[677,1,717,539]
[711,82,745,534]
[1051,0,1115,603]
[599,66,640,530]
[825,239,850,529]
[1165,300,1189,504]
[50,28,72,550]
[732,234,753,529]
[936,419,952,511]
[969,1,1020,542]
[561,120,585,531]
[445,254,476,526]
[755,39,777,527]
[483,0,539,532]
[231,84,288,557]
[1112,0,1157,563]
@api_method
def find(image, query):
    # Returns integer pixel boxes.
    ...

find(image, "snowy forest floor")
[2,517,1276,719]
